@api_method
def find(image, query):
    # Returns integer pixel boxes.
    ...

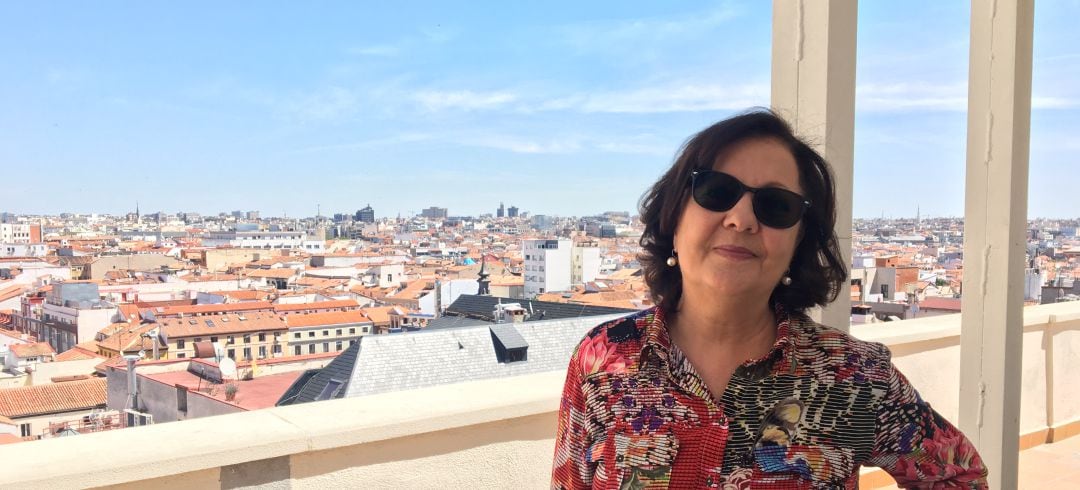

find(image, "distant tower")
[135,201,140,222]
[497,202,505,218]
[477,254,491,296]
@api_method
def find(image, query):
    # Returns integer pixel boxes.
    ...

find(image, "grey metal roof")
[343,312,630,398]
[489,323,528,350]
[424,315,492,330]
[280,339,361,405]
[444,294,636,322]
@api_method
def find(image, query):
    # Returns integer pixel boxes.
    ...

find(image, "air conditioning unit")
[123,409,153,427]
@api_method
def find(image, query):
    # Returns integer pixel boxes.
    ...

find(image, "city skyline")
[2,2,1079,219]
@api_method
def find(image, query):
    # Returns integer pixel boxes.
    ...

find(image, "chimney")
[124,355,141,412]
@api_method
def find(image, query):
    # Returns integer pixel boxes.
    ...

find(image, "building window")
[336,341,343,351]
[243,347,251,360]
[194,337,202,343]
[349,328,356,335]
[210,336,218,343]
[243,334,251,344]
[294,332,301,339]
[259,346,267,358]
[273,344,282,354]
[177,339,185,349]
[258,333,265,342]
[227,349,235,359]
[177,353,186,359]
[20,423,31,437]
[322,342,329,352]
[322,330,329,337]
[336,329,342,336]
[308,344,316,354]
[227,336,234,344]
[308,331,315,337]
[294,345,301,356]
[362,326,369,334]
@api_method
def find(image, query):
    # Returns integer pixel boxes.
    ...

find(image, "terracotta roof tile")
[244,268,300,279]
[272,299,358,312]
[157,311,286,338]
[0,377,107,418]
[55,345,106,362]
[284,310,372,328]
[10,342,56,358]
[157,301,274,317]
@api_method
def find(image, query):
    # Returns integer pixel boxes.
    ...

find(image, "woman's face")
[672,137,804,304]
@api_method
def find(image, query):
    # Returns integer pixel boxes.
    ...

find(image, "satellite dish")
[219,357,237,380]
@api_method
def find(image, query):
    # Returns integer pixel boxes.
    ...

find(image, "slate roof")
[444,294,635,322]
[278,340,361,405]
[345,313,628,398]
[424,315,494,330]
[489,323,528,349]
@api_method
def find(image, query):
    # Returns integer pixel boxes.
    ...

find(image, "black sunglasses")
[690,170,811,229]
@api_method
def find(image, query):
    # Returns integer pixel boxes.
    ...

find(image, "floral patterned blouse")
[551,306,988,489]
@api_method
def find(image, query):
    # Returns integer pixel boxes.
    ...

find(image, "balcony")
[0,1,1056,487]
[3,301,1079,489]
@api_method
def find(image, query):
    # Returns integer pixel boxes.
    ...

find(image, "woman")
[551,110,987,489]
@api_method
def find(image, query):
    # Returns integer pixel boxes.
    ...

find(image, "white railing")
[3,301,1078,489]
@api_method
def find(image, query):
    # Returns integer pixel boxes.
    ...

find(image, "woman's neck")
[669,286,776,348]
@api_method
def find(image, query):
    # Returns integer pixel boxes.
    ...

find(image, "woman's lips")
[712,245,757,260]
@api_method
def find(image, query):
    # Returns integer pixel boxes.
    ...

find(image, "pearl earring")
[781,274,793,286]
[666,249,678,267]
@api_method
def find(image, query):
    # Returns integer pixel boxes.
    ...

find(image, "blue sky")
[1,1,1077,219]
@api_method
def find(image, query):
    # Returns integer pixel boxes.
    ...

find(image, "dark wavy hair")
[638,109,847,315]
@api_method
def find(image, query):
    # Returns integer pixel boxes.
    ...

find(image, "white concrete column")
[958,0,1034,488]
[771,0,857,331]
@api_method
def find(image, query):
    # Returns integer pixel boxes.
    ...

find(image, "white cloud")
[1032,96,1080,109]
[348,44,400,57]
[291,133,432,154]
[857,82,967,112]
[857,82,1080,112]
[414,90,518,111]
[560,4,742,53]
[566,83,768,114]
[283,87,360,122]
[462,135,582,154]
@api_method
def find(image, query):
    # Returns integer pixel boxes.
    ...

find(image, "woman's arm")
[551,346,592,489]
[867,364,989,488]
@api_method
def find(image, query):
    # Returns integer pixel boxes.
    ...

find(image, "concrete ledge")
[3,302,1078,489]
[0,370,566,489]
[1049,418,1080,442]
[850,302,1080,347]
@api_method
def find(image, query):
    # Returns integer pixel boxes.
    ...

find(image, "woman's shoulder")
[788,315,895,379]
[575,307,656,347]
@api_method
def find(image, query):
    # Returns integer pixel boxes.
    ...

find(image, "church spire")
[477,252,491,296]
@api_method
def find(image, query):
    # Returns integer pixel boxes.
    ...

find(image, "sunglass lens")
[754,189,803,228]
[694,172,742,212]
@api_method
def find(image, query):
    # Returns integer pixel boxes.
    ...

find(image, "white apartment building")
[201,230,325,252]
[1,243,47,257]
[522,239,572,298]
[0,224,37,244]
[571,245,601,285]
[522,239,600,298]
